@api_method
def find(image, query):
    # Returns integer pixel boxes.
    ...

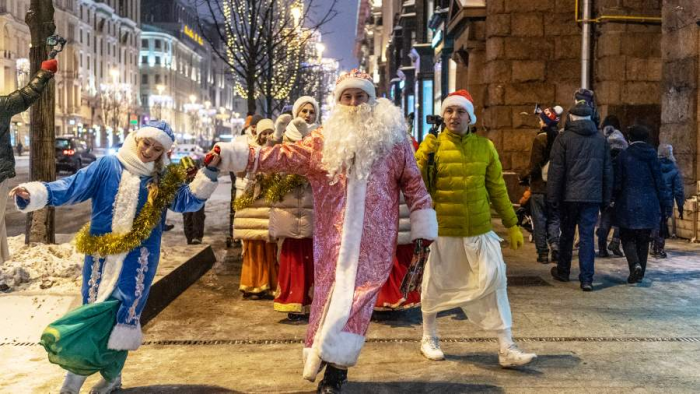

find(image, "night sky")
[313,0,360,72]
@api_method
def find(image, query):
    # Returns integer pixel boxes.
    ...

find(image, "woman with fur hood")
[269,97,320,318]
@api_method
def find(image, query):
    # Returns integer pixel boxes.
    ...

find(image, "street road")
[4,155,93,237]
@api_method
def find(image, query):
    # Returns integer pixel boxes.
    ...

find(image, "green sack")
[40,299,128,381]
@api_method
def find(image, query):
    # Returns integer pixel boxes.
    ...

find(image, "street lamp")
[110,68,119,83]
[154,84,166,120]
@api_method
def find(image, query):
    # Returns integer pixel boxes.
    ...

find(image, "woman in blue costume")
[10,121,219,394]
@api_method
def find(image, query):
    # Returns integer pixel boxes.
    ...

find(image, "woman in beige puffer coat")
[234,119,278,298]
[269,97,319,318]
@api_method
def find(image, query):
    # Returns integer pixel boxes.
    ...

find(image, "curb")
[141,246,217,326]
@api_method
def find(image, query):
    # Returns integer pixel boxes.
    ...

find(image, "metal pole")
[580,0,592,89]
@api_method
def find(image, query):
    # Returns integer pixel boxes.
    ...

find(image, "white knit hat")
[256,118,274,133]
[441,90,477,125]
[333,69,376,103]
[293,96,320,120]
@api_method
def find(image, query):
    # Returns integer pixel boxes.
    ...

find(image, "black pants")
[620,228,652,277]
[183,205,206,242]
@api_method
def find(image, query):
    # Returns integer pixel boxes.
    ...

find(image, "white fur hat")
[293,96,320,120]
[441,90,477,125]
[333,69,376,103]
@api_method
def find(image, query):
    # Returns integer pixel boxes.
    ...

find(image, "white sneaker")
[498,344,537,367]
[60,372,87,394]
[420,336,445,361]
[89,374,122,394]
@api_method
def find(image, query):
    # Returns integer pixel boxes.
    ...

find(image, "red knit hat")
[442,89,476,124]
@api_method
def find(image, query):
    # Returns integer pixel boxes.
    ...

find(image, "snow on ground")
[0,236,83,293]
[0,175,235,294]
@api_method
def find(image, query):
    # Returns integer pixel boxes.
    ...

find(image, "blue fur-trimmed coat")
[15,155,218,350]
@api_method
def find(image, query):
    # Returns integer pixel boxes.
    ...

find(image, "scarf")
[117,134,155,177]
[285,121,319,142]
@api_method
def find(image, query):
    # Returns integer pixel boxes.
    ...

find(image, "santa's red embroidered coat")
[218,127,437,380]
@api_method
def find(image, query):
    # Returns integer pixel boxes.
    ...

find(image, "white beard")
[321,98,407,183]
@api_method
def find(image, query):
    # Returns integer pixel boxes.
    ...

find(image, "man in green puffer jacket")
[0,59,57,263]
[415,90,535,368]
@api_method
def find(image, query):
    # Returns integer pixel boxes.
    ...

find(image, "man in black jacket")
[547,101,613,291]
[0,59,57,263]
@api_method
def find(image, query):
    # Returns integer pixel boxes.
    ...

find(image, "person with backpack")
[520,105,563,264]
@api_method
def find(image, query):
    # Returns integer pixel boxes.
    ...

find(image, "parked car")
[55,136,97,174]
[170,144,205,166]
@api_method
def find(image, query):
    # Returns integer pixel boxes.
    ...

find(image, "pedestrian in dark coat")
[0,59,57,263]
[651,144,685,257]
[547,101,613,291]
[520,105,563,264]
[614,125,669,283]
[597,115,628,258]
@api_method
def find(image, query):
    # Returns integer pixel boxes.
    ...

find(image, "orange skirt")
[240,240,278,295]
[374,244,421,311]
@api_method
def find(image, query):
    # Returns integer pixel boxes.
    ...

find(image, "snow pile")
[0,236,83,293]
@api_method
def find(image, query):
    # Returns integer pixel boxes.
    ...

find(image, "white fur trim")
[107,323,143,351]
[111,170,141,234]
[189,170,218,200]
[410,209,438,241]
[95,169,141,302]
[334,78,376,103]
[442,95,477,125]
[293,96,320,119]
[14,181,48,213]
[216,137,251,173]
[136,126,174,151]
[304,176,367,379]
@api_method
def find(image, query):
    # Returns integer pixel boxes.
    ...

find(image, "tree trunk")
[25,0,56,244]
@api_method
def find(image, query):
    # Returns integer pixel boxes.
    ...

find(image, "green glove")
[507,225,524,250]
[422,134,438,153]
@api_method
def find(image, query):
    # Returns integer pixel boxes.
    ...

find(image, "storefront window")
[421,79,434,141]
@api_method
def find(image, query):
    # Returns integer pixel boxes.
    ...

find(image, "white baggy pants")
[421,232,512,331]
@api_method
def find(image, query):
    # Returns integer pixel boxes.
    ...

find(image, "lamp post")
[154,84,165,120]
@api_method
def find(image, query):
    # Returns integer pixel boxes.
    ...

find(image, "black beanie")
[569,101,593,117]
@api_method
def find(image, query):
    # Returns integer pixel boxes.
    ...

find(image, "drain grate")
[4,336,700,347]
[508,276,552,287]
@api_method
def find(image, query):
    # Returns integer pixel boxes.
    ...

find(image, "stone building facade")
[358,0,700,238]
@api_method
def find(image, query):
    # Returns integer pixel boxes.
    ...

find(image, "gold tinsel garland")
[233,173,307,211]
[264,174,306,204]
[74,164,187,257]
[233,174,275,211]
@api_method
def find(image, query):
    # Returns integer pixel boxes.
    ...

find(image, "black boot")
[537,252,549,264]
[608,239,624,257]
[550,250,559,264]
[657,248,667,258]
[317,365,348,394]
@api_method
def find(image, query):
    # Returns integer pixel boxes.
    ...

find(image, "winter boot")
[89,374,122,394]
[658,248,668,259]
[498,344,537,367]
[628,264,643,284]
[60,372,87,394]
[608,239,624,257]
[537,252,549,264]
[550,249,559,264]
[317,365,348,394]
[420,336,445,361]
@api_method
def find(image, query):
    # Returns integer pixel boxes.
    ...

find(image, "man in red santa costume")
[209,69,437,393]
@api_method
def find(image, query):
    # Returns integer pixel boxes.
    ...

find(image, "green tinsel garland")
[74,163,187,257]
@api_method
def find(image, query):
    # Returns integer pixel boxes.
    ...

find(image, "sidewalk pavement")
[2,219,700,393]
